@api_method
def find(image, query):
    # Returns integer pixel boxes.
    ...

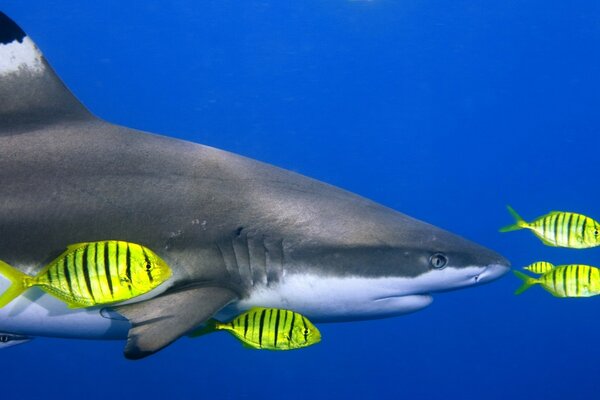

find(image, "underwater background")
[3,1,600,399]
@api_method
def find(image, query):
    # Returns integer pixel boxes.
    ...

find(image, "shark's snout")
[475,258,511,284]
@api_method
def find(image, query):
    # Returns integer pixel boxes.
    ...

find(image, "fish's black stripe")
[252,310,259,341]
[47,264,54,285]
[574,214,582,244]
[563,266,568,296]
[81,246,94,301]
[274,309,281,348]
[94,242,103,297]
[125,243,132,283]
[142,247,153,283]
[244,313,250,338]
[582,218,588,242]
[588,266,593,289]
[575,265,581,296]
[62,257,72,295]
[288,312,296,343]
[115,242,120,280]
[302,316,309,343]
[565,213,573,245]
[544,216,551,239]
[104,243,113,296]
[553,214,560,245]
[558,213,565,244]
[116,243,130,294]
[258,309,267,347]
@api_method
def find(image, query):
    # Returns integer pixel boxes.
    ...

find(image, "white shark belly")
[0,272,129,339]
[0,289,130,339]
[0,272,437,339]
[222,273,435,322]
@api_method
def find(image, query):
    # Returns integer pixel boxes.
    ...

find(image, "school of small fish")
[501,206,600,298]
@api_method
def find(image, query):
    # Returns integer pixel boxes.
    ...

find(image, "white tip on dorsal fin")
[0,12,93,129]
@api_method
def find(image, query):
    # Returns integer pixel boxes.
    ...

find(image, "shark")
[0,12,509,359]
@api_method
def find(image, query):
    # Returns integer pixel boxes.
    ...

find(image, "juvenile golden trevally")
[500,205,600,248]
[523,261,554,275]
[0,241,172,308]
[190,307,321,350]
[514,264,600,297]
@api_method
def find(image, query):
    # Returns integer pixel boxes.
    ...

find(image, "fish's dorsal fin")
[42,243,90,269]
[547,211,567,216]
[114,286,237,360]
[66,242,91,252]
[0,13,92,131]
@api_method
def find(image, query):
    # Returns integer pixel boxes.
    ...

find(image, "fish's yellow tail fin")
[188,319,219,338]
[499,205,529,232]
[0,260,29,308]
[513,270,538,295]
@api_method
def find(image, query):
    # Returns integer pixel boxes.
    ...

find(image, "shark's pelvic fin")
[0,12,92,130]
[113,286,237,360]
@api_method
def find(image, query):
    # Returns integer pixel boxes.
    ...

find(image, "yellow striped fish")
[0,241,172,308]
[499,205,600,248]
[523,261,554,275]
[190,307,321,350]
[514,264,600,297]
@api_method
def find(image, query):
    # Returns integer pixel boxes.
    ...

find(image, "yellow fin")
[499,205,529,232]
[240,341,260,350]
[513,270,539,295]
[47,243,89,265]
[66,242,91,251]
[0,260,29,308]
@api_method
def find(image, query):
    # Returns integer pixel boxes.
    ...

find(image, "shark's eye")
[429,253,448,269]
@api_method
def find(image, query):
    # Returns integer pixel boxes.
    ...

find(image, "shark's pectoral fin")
[114,286,237,360]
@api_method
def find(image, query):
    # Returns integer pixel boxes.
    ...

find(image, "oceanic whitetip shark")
[0,12,509,359]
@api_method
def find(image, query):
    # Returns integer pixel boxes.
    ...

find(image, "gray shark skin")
[0,13,509,359]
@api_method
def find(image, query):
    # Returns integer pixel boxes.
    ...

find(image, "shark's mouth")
[476,263,511,284]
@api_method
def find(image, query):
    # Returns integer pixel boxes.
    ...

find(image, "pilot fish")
[0,241,172,308]
[500,206,600,248]
[190,307,321,350]
[514,264,600,297]
[523,261,554,275]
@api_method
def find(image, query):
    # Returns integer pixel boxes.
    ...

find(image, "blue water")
[4,1,600,399]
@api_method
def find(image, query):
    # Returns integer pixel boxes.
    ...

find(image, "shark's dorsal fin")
[113,286,237,360]
[0,12,92,130]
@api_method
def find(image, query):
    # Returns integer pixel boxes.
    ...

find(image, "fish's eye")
[595,229,599,236]
[145,262,152,271]
[429,253,448,269]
